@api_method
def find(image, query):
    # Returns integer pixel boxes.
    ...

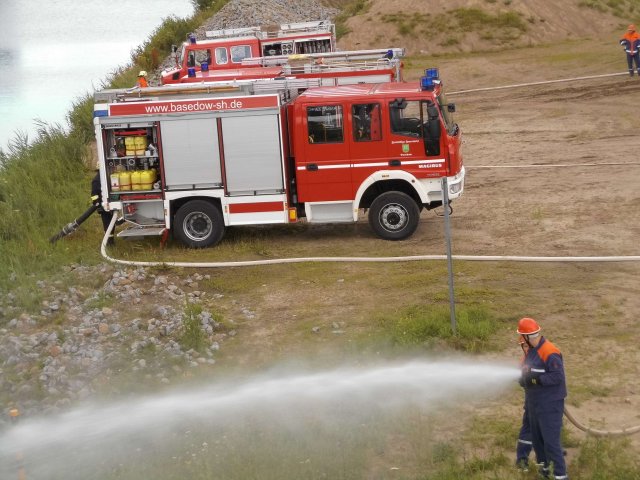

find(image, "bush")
[179,301,206,352]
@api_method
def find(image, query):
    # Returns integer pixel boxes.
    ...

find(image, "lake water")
[0,0,194,150]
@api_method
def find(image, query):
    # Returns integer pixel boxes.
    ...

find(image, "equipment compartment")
[102,124,162,198]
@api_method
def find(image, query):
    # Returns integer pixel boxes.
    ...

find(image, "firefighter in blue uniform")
[620,24,640,76]
[516,334,533,471]
[517,317,568,480]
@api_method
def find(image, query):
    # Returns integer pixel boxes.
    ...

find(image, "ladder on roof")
[242,48,405,67]
[94,78,324,104]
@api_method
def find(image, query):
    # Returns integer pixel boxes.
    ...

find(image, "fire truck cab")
[289,81,464,239]
[94,70,464,248]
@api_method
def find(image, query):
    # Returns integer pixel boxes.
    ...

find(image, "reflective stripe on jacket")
[522,337,567,403]
[620,33,640,54]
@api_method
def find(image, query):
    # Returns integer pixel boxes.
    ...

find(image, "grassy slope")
[1,1,640,478]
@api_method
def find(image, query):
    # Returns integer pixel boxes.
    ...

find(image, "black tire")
[174,200,225,248]
[368,191,420,240]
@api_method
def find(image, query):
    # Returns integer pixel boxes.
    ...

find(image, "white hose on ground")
[468,162,640,169]
[564,407,640,437]
[448,71,629,96]
[100,215,640,268]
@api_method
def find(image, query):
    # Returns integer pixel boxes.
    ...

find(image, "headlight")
[449,182,462,195]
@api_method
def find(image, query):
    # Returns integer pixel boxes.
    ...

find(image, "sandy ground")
[412,39,640,454]
[339,0,625,55]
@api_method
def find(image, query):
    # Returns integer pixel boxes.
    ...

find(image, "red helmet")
[517,317,541,335]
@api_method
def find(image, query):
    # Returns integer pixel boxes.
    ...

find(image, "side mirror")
[172,45,178,54]
[447,103,456,113]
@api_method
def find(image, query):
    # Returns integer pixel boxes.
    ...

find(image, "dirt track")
[427,45,640,449]
[448,77,640,257]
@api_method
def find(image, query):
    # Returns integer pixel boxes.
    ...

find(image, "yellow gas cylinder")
[125,136,136,156]
[130,170,143,190]
[134,136,147,156]
[119,170,132,191]
[140,169,157,190]
[110,171,121,191]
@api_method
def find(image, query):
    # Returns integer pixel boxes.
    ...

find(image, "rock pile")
[0,264,240,418]
[195,0,337,37]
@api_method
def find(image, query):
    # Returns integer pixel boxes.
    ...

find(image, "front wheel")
[174,200,225,248]
[368,191,420,240]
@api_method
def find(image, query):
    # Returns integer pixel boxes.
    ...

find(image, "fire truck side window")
[215,47,228,65]
[421,100,441,156]
[230,45,252,63]
[307,105,344,144]
[193,49,211,66]
[389,100,422,137]
[352,104,381,142]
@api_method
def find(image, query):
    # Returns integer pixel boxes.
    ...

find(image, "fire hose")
[49,205,99,244]
[563,407,640,437]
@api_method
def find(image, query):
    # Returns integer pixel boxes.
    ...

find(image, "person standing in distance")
[517,317,568,480]
[620,24,640,77]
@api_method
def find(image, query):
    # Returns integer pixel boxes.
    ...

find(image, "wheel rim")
[379,203,408,232]
[183,211,213,241]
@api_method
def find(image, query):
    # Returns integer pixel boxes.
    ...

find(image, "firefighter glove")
[520,371,541,387]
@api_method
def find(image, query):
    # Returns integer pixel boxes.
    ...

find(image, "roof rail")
[205,20,334,40]
[204,26,261,39]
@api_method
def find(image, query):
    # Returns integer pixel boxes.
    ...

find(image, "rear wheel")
[174,200,225,248]
[368,191,420,240]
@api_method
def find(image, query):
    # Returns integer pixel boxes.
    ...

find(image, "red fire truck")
[162,20,336,84]
[94,70,464,248]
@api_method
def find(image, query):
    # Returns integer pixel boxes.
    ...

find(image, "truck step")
[118,226,167,238]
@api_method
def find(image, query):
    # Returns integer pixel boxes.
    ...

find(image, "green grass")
[379,304,501,352]
[579,0,640,18]
[381,8,527,46]
[572,437,640,479]
[0,124,100,291]
[179,301,207,352]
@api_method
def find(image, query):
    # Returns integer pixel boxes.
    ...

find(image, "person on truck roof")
[136,70,149,88]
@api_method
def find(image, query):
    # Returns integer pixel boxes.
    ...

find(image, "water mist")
[0,359,519,479]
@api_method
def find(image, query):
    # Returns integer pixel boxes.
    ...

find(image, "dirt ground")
[409,36,640,454]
